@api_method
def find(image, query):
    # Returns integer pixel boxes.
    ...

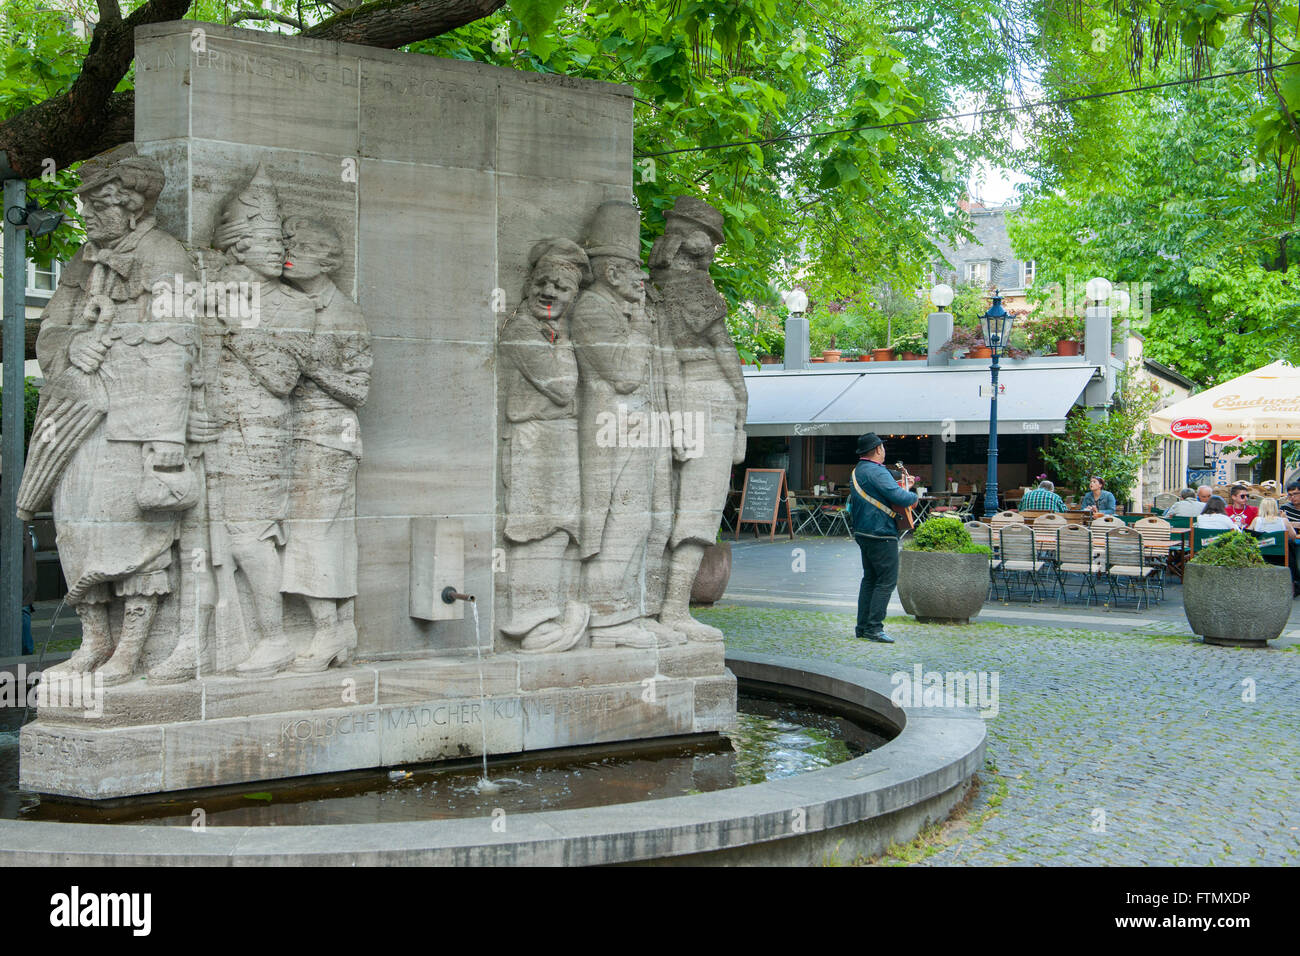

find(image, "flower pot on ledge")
[965,346,992,359]
[857,354,873,361]
[872,348,895,361]
[822,349,843,363]
[1056,339,1080,356]
[900,351,924,361]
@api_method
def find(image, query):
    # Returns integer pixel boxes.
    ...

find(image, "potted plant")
[690,536,733,606]
[1023,313,1084,356]
[892,330,928,360]
[872,347,896,361]
[897,516,993,624]
[1182,531,1292,647]
[940,326,1027,360]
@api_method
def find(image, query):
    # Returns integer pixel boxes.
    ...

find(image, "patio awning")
[1149,360,1300,440]
[743,364,1097,437]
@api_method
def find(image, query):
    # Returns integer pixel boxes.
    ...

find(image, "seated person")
[1080,476,1117,516]
[1195,495,1236,529]
[1196,484,1212,505]
[1225,485,1259,530]
[1282,482,1300,597]
[1019,479,1065,513]
[1163,488,1206,518]
[1248,497,1290,534]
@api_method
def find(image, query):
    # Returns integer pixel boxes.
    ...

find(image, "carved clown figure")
[498,238,591,653]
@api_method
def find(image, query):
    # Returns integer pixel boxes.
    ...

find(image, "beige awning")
[1148,361,1300,440]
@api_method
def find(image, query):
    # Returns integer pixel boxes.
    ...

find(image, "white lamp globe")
[1085,277,1113,302]
[1112,289,1131,312]
[784,289,809,314]
[930,283,955,309]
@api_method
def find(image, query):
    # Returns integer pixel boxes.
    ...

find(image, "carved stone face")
[602,258,647,305]
[82,182,140,245]
[526,264,580,322]
[282,241,329,283]
[235,232,287,280]
[672,225,717,266]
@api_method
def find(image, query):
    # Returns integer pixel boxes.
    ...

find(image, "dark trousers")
[856,533,900,636]
[1291,543,1299,592]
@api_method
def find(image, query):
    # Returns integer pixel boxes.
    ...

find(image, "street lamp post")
[979,289,1015,516]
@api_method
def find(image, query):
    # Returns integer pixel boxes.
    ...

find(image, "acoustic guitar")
[894,461,917,533]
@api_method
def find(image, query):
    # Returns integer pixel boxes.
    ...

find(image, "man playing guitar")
[847,432,918,644]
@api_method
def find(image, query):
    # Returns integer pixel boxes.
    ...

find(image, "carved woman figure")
[279,216,372,671]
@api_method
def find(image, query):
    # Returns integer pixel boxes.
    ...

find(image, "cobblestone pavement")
[697,539,1300,866]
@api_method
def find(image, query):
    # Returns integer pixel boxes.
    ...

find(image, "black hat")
[856,432,883,456]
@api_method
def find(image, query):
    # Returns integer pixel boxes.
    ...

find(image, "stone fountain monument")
[18,21,742,799]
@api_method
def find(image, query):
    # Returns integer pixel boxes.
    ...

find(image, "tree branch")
[303,0,505,47]
[0,0,508,178]
[0,0,193,178]
[227,10,307,30]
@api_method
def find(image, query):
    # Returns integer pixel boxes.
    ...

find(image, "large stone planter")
[691,542,733,605]
[897,550,988,624]
[1183,564,1292,647]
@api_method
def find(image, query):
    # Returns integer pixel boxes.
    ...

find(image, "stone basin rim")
[0,651,987,866]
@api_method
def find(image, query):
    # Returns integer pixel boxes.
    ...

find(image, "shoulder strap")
[852,469,896,518]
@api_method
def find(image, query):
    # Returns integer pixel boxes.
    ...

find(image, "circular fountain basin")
[0,652,985,865]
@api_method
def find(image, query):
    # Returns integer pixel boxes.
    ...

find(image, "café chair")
[1105,528,1156,610]
[997,523,1048,602]
[1055,524,1103,605]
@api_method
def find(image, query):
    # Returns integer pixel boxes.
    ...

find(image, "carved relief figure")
[279,216,372,671]
[207,164,316,677]
[498,239,592,653]
[17,156,200,685]
[571,200,661,649]
[649,196,746,642]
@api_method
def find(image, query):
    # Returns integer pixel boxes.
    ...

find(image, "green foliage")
[1010,34,1300,388]
[1188,530,1266,568]
[891,329,927,354]
[907,515,991,555]
[1041,363,1166,498]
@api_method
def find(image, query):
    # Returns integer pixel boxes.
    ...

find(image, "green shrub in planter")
[898,517,991,623]
[906,515,992,556]
[1187,530,1265,567]
[1184,530,1289,646]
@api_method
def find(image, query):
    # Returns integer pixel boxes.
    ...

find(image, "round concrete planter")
[1183,564,1292,647]
[897,550,988,624]
[690,541,732,605]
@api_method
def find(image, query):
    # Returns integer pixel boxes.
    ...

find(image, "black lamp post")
[980,289,1015,516]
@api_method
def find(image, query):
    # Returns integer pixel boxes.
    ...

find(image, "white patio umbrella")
[1149,360,1300,482]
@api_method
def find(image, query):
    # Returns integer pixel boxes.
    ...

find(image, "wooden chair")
[965,520,1001,601]
[1191,526,1232,557]
[1032,513,1067,559]
[1105,527,1156,609]
[1251,529,1291,567]
[990,510,1025,534]
[1132,517,1171,600]
[1089,514,1124,554]
[1055,524,1103,605]
[998,523,1048,601]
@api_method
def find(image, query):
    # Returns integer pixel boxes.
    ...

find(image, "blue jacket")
[848,459,919,537]
[1081,489,1117,515]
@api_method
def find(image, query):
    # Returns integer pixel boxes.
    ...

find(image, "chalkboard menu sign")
[736,468,792,541]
